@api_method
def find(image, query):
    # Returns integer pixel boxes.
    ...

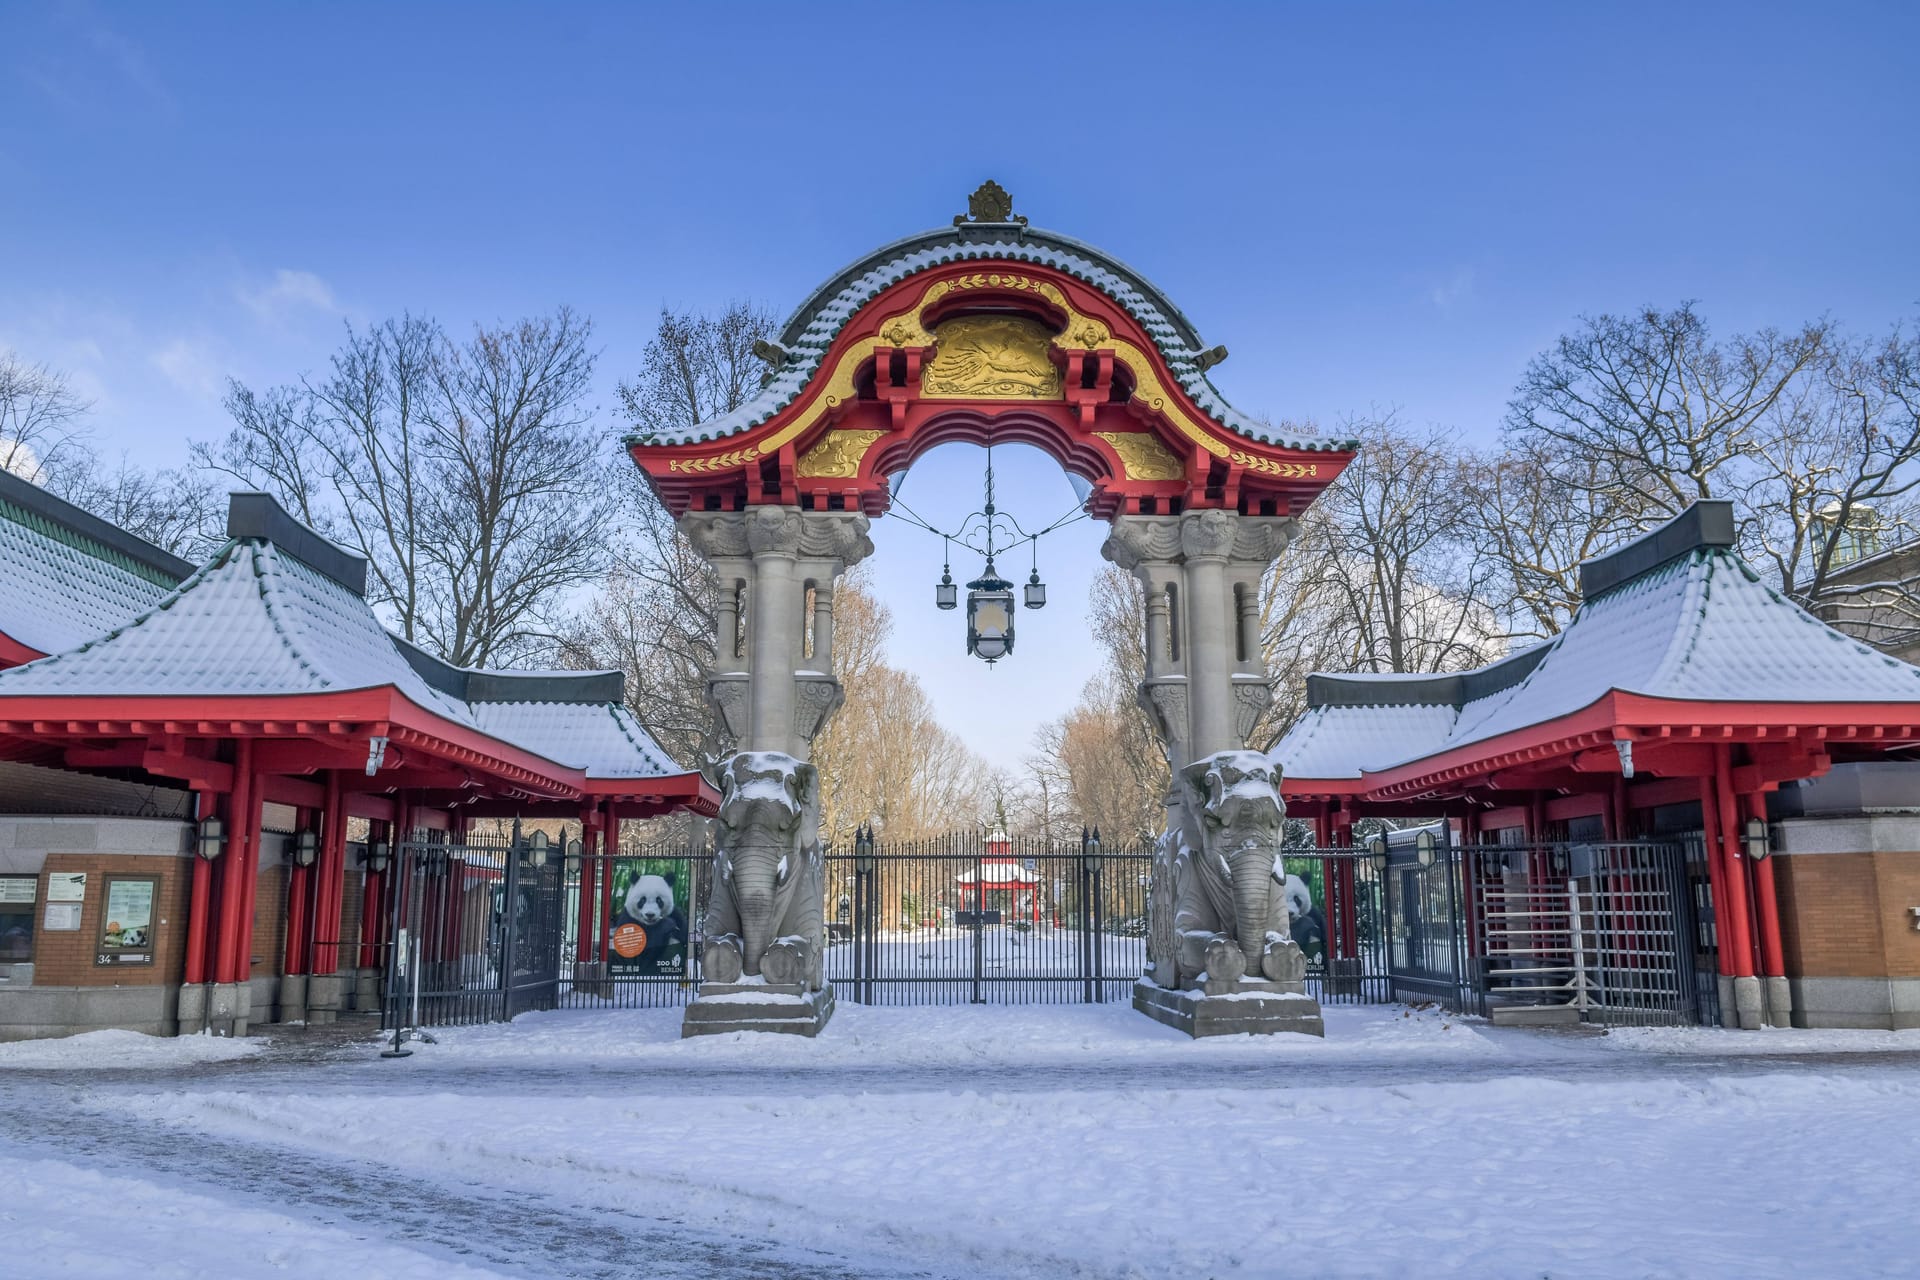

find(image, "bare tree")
[54,455,226,560]
[201,310,613,666]
[1303,415,1500,674]
[1506,302,1830,518]
[618,302,778,437]
[0,352,93,483]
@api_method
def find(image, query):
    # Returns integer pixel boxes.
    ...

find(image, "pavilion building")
[0,470,712,1040]
[1276,501,1920,1031]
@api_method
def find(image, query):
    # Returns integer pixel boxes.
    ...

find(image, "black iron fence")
[380,825,564,1032]
[376,829,1716,1029]
[826,831,1150,1005]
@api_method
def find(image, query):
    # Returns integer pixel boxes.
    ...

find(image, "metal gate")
[1469,840,1713,1027]
[827,830,1149,1004]
[381,824,564,1032]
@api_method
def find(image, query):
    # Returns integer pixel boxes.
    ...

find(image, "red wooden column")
[185,788,218,986]
[310,771,347,975]
[600,805,621,963]
[576,815,601,961]
[357,819,388,971]
[1739,790,1787,987]
[282,804,314,979]
[215,739,259,986]
[1331,802,1358,961]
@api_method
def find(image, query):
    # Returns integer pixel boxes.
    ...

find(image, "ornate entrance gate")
[826,831,1150,1005]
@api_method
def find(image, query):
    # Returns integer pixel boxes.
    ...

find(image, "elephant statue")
[701,751,825,990]
[1148,750,1306,994]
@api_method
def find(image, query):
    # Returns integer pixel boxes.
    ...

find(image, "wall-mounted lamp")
[1415,828,1437,868]
[1368,833,1388,875]
[292,828,319,868]
[364,839,390,874]
[1741,817,1771,862]
[527,829,550,868]
[196,816,227,861]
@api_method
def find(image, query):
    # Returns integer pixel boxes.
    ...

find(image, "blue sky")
[3,1,1915,766]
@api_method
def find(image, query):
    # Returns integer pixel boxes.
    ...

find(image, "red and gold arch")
[629,201,1354,521]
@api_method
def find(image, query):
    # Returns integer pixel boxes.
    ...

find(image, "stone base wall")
[1772,814,1920,1029]
[0,983,181,1041]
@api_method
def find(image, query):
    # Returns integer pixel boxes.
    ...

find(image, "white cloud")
[237,269,340,322]
[149,337,224,399]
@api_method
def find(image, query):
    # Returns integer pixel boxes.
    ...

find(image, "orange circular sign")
[611,923,649,958]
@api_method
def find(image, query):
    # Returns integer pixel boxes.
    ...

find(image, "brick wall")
[253,863,285,980]
[1775,850,1920,979]
[31,853,193,987]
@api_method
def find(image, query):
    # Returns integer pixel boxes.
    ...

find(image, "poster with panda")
[608,858,689,978]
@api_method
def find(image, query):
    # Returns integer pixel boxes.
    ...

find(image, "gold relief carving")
[1094,432,1184,481]
[668,447,760,474]
[1228,450,1318,479]
[746,271,1237,465]
[921,315,1063,400]
[796,429,885,479]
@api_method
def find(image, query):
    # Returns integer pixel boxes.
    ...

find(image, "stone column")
[1179,510,1237,759]
[1103,510,1293,763]
[675,505,872,1039]
[679,506,872,758]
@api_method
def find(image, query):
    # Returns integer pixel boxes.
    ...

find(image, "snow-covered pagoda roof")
[0,491,689,790]
[1274,501,1920,799]
[625,220,1350,455]
[0,467,191,664]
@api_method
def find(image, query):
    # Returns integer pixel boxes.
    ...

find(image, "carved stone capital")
[1179,509,1239,561]
[746,506,806,556]
[706,672,750,743]
[792,675,845,744]
[1226,517,1295,567]
[1137,677,1190,754]
[678,507,875,570]
[678,510,750,560]
[1101,515,1182,571]
[1231,676,1274,744]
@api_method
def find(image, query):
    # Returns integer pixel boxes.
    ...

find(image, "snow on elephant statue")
[1148,749,1306,993]
[701,751,826,990]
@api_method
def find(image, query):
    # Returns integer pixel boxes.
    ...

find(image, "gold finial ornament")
[954,179,1027,226]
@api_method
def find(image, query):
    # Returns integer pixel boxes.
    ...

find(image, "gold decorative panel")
[1094,431,1184,481]
[920,315,1063,400]
[796,429,885,479]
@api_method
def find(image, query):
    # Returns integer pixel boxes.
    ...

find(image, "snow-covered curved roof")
[0,468,190,659]
[1273,501,1920,786]
[626,222,1352,455]
[0,492,688,783]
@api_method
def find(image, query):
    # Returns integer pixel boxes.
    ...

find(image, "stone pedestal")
[277,973,309,1023]
[1133,977,1324,1038]
[353,966,381,1013]
[177,982,210,1035]
[682,981,836,1038]
[206,980,251,1037]
[306,973,343,1025]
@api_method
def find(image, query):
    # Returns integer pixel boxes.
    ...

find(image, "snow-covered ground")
[0,1027,264,1068]
[6,1004,1919,1278]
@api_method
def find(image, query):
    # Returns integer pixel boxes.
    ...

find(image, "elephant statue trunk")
[1229,835,1276,968]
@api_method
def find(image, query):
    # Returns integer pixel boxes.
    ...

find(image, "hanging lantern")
[966,565,1015,664]
[1024,568,1047,610]
[936,568,958,610]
